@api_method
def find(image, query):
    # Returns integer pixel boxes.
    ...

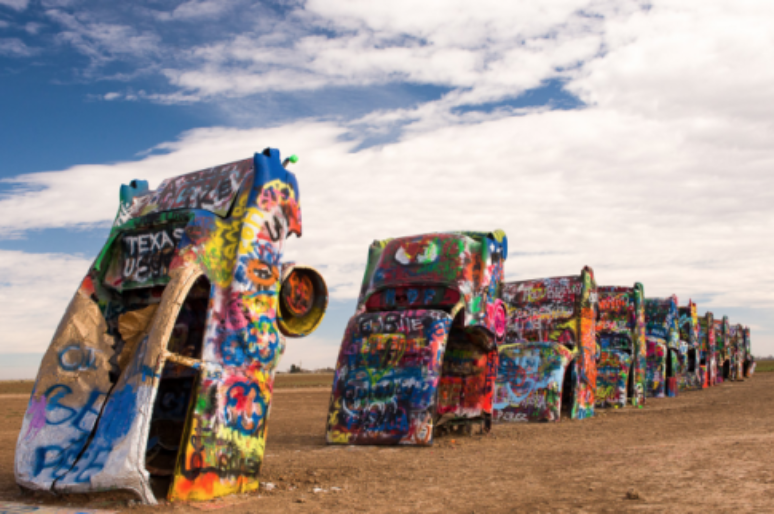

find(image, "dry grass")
[274,373,334,388]
[754,359,774,372]
[0,381,33,395]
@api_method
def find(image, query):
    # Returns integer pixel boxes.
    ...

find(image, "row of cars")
[324,230,755,445]
[14,152,753,504]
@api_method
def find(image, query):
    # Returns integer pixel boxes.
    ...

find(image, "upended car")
[594,284,646,408]
[326,231,509,445]
[678,301,702,390]
[15,149,327,504]
[698,312,717,387]
[644,296,680,397]
[714,316,731,382]
[729,323,746,381]
[743,327,755,378]
[495,267,599,422]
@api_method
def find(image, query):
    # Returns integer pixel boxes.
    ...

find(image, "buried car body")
[644,296,680,398]
[15,149,327,504]
[714,317,731,382]
[698,312,717,387]
[594,284,646,408]
[494,267,599,422]
[326,231,508,445]
[678,301,702,390]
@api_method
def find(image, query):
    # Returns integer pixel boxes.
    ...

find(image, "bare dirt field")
[2,372,773,513]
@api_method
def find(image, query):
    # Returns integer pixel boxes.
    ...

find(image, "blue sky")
[1,0,773,378]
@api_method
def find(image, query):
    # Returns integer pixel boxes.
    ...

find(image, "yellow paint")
[328,430,352,444]
[170,414,267,501]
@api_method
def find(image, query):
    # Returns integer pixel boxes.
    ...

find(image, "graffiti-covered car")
[326,231,508,445]
[743,327,755,377]
[698,312,717,387]
[678,301,702,390]
[594,284,646,408]
[15,149,328,504]
[494,267,598,422]
[726,323,738,381]
[644,296,680,397]
[730,323,745,381]
[714,317,730,382]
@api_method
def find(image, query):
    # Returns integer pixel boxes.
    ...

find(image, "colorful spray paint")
[644,296,680,398]
[729,324,746,381]
[698,312,716,387]
[495,267,598,422]
[678,301,701,390]
[714,317,730,382]
[595,284,646,408]
[15,149,328,504]
[326,231,508,445]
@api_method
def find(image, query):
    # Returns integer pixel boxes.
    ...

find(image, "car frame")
[644,296,680,397]
[729,323,746,381]
[594,283,646,408]
[678,301,702,390]
[495,267,598,422]
[698,312,717,387]
[325,230,508,445]
[714,316,731,382]
[743,327,755,377]
[15,149,327,504]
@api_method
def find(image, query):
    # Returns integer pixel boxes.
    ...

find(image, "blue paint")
[119,180,149,208]
[244,316,280,365]
[63,383,139,484]
[225,382,266,435]
[57,345,97,372]
[220,334,246,366]
[253,148,300,201]
[43,385,103,430]
[34,385,105,479]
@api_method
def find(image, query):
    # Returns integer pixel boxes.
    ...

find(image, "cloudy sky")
[1,0,772,378]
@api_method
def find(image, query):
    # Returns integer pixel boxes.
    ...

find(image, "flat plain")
[2,371,773,513]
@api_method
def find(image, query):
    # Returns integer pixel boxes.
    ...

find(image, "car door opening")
[145,276,210,499]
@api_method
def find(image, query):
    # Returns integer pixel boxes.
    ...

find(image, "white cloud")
[24,21,44,34]
[0,251,92,356]
[0,0,28,11]
[46,9,160,65]
[568,1,774,124]
[159,1,618,103]
[0,37,37,56]
[153,0,242,21]
[2,103,772,304]
[26,0,774,120]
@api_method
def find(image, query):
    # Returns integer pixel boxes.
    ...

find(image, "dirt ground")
[2,374,773,513]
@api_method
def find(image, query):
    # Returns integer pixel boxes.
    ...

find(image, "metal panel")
[326,310,453,445]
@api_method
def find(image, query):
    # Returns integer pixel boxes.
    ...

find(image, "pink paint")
[25,395,47,440]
